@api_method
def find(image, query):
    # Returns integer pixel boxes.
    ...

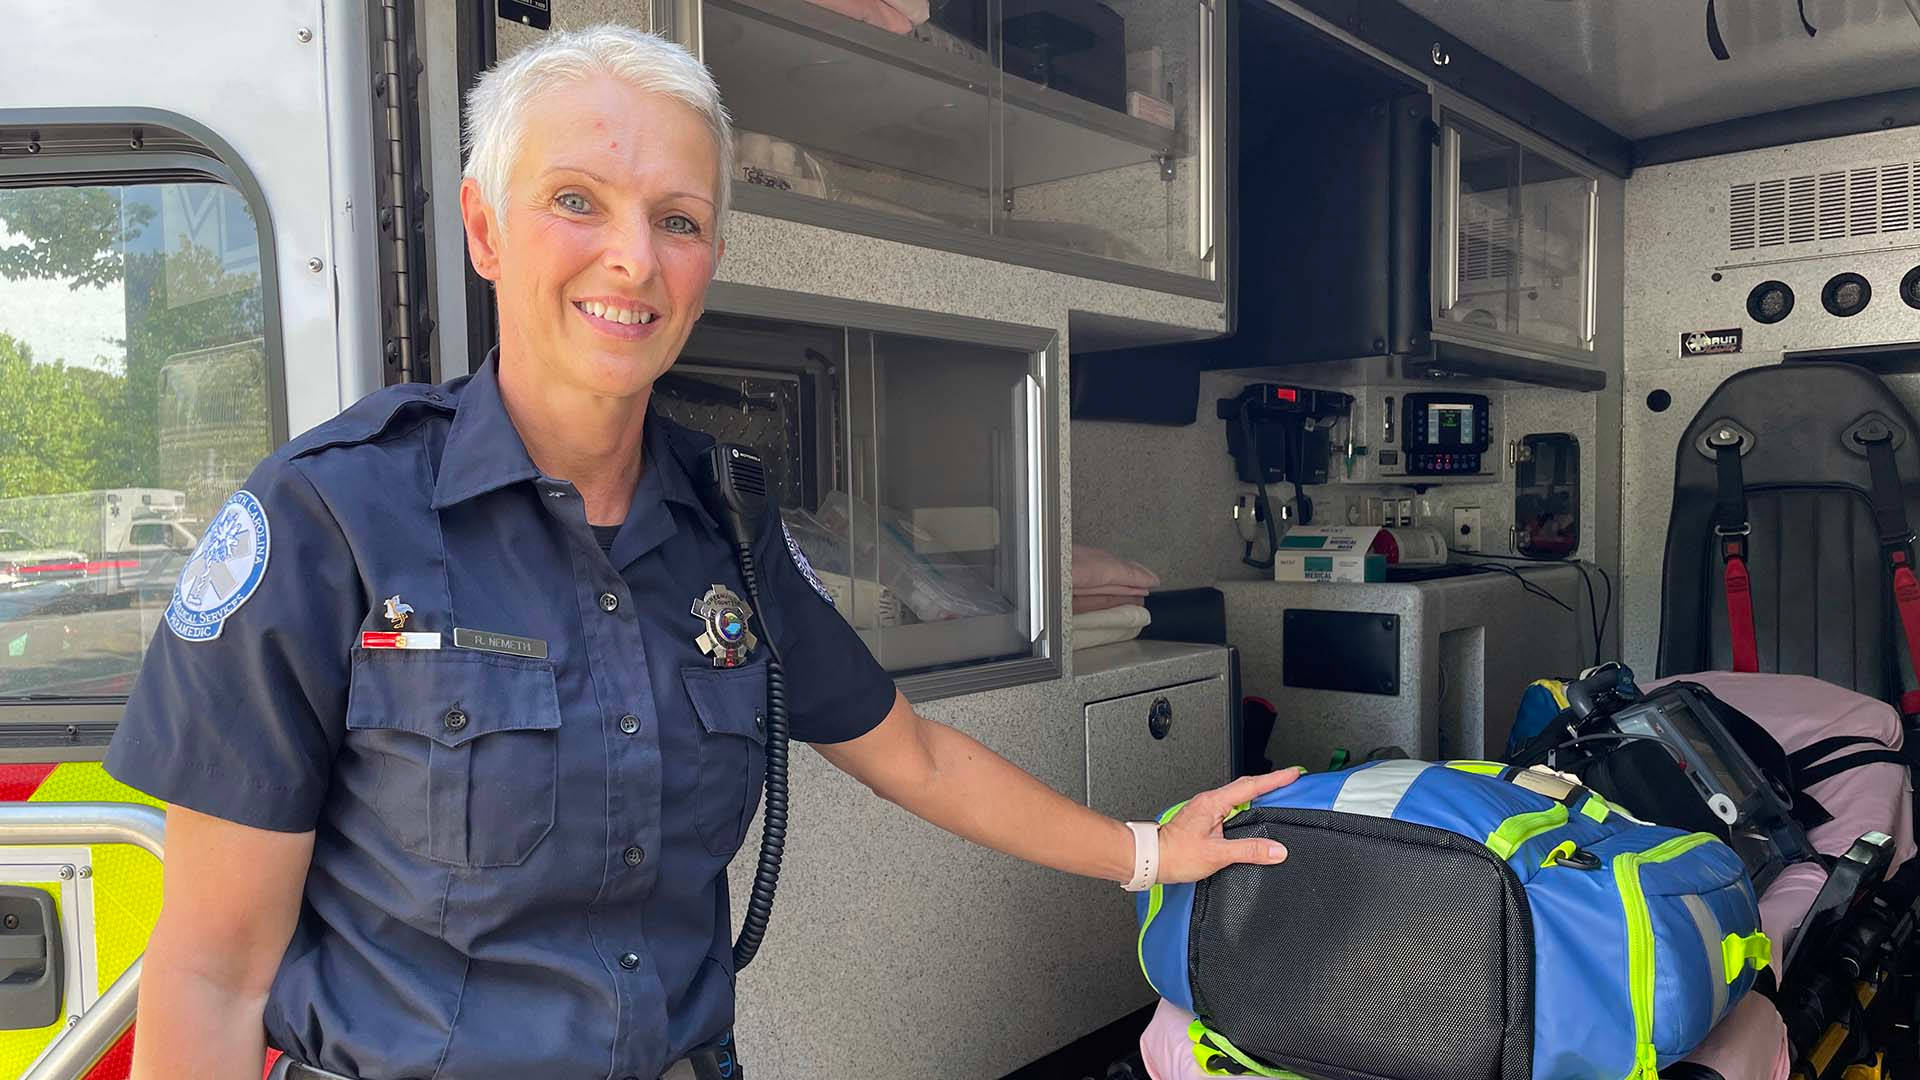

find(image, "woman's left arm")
[813,691,1300,886]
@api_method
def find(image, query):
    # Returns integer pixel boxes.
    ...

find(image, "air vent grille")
[1730,162,1919,251]
[1460,218,1516,282]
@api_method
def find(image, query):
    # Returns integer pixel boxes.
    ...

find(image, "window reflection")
[0,181,271,699]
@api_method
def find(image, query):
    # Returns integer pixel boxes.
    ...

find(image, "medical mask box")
[1272,526,1386,583]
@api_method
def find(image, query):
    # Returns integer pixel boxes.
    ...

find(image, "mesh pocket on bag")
[1190,808,1534,1080]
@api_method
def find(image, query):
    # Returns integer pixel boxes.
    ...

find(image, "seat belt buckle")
[1716,523,1751,561]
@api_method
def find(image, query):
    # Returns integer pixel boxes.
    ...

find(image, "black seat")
[1658,361,1920,704]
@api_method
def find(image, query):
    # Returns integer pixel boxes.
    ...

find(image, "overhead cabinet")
[1432,106,1600,379]
[658,0,1228,296]
[1088,4,1609,395]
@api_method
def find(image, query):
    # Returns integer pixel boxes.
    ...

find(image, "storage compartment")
[1084,675,1227,819]
[678,0,1223,288]
[670,307,1057,695]
[1436,109,1598,360]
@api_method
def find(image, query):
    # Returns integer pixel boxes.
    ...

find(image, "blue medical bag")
[1134,760,1770,1080]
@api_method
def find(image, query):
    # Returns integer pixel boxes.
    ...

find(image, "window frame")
[0,118,287,753]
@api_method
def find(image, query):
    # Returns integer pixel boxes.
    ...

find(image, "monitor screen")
[1428,403,1474,447]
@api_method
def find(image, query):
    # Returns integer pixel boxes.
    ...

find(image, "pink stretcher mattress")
[1139,672,1912,1080]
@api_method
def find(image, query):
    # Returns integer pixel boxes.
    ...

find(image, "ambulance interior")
[4,1,1920,1078]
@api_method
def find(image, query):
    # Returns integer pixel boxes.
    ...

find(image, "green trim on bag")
[1136,800,1193,993]
[1721,931,1771,983]
[1485,804,1570,860]
[1615,832,1723,1079]
[1187,1019,1311,1079]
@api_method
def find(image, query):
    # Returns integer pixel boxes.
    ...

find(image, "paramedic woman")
[102,24,1300,1080]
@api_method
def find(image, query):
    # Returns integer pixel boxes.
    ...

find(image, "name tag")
[360,632,442,650]
[453,627,549,659]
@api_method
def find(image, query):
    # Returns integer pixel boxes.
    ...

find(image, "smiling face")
[461,74,723,402]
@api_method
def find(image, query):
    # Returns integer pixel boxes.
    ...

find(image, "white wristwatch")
[1121,821,1161,892]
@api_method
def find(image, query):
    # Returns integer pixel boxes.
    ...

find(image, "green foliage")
[0,333,123,497]
[0,187,154,290]
[0,185,267,504]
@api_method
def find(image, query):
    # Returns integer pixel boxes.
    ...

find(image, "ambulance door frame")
[0,803,164,1080]
[0,846,98,1074]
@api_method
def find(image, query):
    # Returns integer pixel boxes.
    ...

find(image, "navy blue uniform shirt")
[105,354,897,1080]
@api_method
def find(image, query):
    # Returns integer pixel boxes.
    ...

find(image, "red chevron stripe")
[0,763,57,802]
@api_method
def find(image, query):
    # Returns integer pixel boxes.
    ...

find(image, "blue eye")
[663,214,700,235]
[557,192,590,213]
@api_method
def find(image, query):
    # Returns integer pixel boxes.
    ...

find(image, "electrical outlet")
[1454,507,1483,552]
[1395,499,1414,527]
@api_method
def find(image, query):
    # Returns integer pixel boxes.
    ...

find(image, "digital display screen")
[1427,403,1475,447]
[1616,699,1758,803]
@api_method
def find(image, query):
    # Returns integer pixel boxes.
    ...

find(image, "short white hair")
[462,24,734,235]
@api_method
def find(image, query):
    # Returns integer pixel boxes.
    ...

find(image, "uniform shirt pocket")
[682,662,769,857]
[345,649,563,868]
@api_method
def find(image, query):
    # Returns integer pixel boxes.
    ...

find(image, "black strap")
[1706,0,1731,60]
[1861,434,1913,551]
[1713,441,1749,557]
[1787,735,1891,775]
[1797,749,1912,790]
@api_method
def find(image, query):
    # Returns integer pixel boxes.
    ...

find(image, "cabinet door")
[1439,113,1597,358]
[1085,677,1229,821]
[995,0,1220,282]
[670,307,1059,699]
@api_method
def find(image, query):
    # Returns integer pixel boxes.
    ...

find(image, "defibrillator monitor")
[1400,392,1492,476]
[1607,689,1770,826]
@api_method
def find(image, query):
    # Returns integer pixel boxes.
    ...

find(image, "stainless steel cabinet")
[1084,675,1229,820]
[660,0,1227,296]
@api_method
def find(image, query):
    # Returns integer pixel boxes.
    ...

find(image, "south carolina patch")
[782,521,837,606]
[166,490,271,642]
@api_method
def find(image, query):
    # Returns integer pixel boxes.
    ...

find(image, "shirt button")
[623,845,645,867]
[443,708,468,732]
[598,592,619,613]
[619,952,640,970]
[619,714,640,735]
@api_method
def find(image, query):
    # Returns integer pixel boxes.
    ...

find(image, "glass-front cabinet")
[1436,107,1599,367]
[657,299,1058,697]
[661,0,1224,294]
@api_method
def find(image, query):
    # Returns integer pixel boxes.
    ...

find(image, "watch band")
[1122,821,1160,892]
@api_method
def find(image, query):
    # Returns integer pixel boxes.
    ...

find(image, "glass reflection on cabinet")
[666,311,1049,685]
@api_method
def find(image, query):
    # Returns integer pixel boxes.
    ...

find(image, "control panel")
[1399,393,1492,476]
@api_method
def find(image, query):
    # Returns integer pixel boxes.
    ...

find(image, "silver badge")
[692,584,758,668]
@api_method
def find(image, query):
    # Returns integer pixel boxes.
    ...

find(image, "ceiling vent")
[1729,162,1916,251]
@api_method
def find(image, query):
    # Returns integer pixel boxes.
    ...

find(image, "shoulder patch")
[781,521,838,607]
[166,490,272,642]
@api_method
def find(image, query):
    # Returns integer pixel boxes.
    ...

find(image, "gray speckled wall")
[724,642,1231,1078]
[1621,127,1920,675]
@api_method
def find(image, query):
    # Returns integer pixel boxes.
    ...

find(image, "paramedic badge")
[692,584,758,667]
[165,490,271,642]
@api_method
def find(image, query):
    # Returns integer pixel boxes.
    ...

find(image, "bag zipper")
[1613,832,1721,1079]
